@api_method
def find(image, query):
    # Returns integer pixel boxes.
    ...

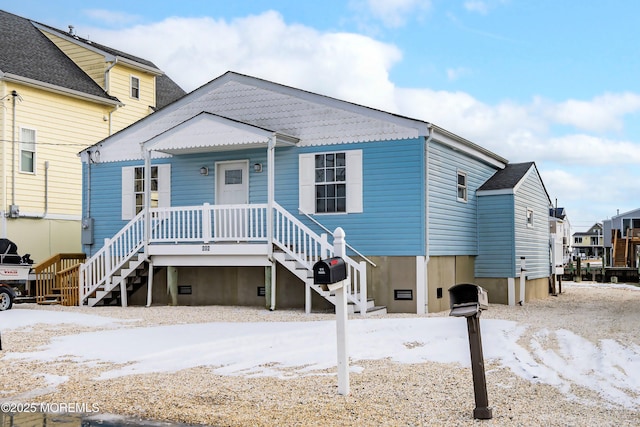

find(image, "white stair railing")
[273,203,368,313]
[79,210,146,304]
[79,203,367,313]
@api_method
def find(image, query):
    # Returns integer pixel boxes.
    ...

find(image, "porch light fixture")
[253,163,263,173]
[199,166,209,176]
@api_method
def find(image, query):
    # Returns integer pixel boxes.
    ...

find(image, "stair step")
[359,306,387,316]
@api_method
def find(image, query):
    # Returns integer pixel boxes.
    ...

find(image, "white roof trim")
[0,72,122,106]
[431,126,507,168]
[144,113,298,155]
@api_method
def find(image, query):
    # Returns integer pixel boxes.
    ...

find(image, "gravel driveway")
[1,282,639,426]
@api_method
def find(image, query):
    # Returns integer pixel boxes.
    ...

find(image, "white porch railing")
[150,203,268,243]
[80,202,368,313]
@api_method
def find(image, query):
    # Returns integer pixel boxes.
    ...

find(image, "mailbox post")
[449,283,492,420]
[313,256,349,395]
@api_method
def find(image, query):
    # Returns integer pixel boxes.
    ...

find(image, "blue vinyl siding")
[476,194,516,277]
[427,140,499,256]
[476,168,550,279]
[276,138,426,256]
[83,149,269,257]
[83,139,425,257]
[513,171,550,280]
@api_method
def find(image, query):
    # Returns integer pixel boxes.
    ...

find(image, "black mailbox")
[449,283,489,318]
[313,257,347,285]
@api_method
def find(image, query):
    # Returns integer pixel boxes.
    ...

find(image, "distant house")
[572,223,604,260]
[549,207,571,268]
[0,10,185,262]
[603,208,640,267]
[78,71,553,313]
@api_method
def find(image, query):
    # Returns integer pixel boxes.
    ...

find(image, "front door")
[216,161,249,205]
[215,161,249,239]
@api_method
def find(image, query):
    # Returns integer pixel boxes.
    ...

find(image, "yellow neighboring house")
[0,10,185,263]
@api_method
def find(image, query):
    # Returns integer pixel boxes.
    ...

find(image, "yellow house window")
[20,128,36,173]
[131,76,140,99]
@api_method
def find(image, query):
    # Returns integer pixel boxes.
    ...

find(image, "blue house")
[79,71,552,313]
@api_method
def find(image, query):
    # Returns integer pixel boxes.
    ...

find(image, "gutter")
[1,73,122,107]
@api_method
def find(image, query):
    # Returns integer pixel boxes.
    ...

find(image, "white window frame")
[526,207,534,228]
[20,127,36,174]
[456,170,467,202]
[299,150,362,215]
[130,75,140,100]
[122,164,171,220]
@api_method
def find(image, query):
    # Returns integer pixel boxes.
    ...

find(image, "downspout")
[423,124,434,314]
[104,58,118,94]
[108,105,119,136]
[105,58,119,136]
[11,90,17,210]
[1,87,6,235]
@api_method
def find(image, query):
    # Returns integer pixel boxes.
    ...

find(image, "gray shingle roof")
[0,9,116,101]
[155,74,187,109]
[0,9,185,108]
[477,162,534,191]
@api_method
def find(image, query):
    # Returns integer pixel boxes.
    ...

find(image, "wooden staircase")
[33,253,86,306]
[612,229,640,268]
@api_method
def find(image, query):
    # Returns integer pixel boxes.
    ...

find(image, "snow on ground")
[1,282,640,410]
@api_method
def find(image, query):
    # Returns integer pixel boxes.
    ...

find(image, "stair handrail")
[33,253,86,304]
[298,208,376,267]
[273,203,368,313]
[79,210,146,304]
[273,202,330,269]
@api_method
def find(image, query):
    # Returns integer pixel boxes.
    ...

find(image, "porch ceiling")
[144,112,298,155]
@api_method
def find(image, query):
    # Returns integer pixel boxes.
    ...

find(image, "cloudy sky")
[5,1,640,230]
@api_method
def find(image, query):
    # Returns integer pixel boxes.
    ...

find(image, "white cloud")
[80,12,402,110]
[77,12,640,230]
[545,93,640,133]
[360,0,431,28]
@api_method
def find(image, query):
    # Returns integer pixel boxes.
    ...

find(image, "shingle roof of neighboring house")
[155,75,187,109]
[477,162,535,191]
[0,9,116,101]
[0,9,185,109]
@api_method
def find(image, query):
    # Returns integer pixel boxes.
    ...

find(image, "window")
[574,237,583,244]
[457,171,467,202]
[299,151,362,214]
[526,208,534,228]
[122,164,171,220]
[315,153,346,213]
[134,166,158,214]
[131,76,140,99]
[20,128,36,173]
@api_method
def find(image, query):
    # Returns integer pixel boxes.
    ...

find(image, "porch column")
[267,134,276,257]
[146,260,154,307]
[167,266,178,306]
